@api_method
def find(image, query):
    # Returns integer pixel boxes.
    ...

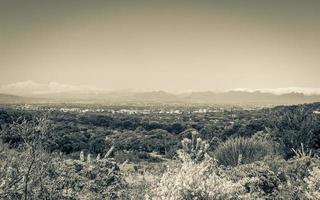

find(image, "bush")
[259,146,320,199]
[52,155,127,200]
[276,147,320,199]
[0,144,128,200]
[147,132,247,199]
[89,136,109,154]
[0,117,127,200]
[214,136,274,167]
[149,151,247,200]
[266,105,320,158]
[226,161,282,198]
[305,167,320,199]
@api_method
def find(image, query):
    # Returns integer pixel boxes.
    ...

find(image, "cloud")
[230,87,320,96]
[0,80,104,96]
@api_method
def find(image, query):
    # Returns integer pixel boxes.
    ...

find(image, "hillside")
[0,93,44,104]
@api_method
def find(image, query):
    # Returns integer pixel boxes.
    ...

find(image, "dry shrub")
[305,167,320,199]
[148,150,247,200]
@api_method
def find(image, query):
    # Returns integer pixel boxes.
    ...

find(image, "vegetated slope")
[0,93,50,104]
[1,102,320,161]
[0,93,32,104]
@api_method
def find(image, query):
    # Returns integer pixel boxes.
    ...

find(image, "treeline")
[1,102,320,162]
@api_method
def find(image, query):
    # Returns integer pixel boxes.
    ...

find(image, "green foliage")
[267,105,320,158]
[226,161,282,199]
[52,156,127,200]
[89,136,109,154]
[0,117,127,200]
[2,103,320,199]
[214,136,274,167]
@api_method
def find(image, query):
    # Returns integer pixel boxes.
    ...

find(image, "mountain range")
[1,90,320,105]
[1,81,320,105]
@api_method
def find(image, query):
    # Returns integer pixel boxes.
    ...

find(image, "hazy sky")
[1,0,320,92]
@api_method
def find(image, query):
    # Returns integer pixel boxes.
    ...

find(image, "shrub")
[52,154,127,200]
[89,136,109,154]
[261,146,320,199]
[148,132,247,199]
[226,161,282,199]
[266,105,320,158]
[277,146,320,199]
[0,117,127,200]
[0,145,128,200]
[214,136,274,167]
[149,151,247,200]
[305,167,320,199]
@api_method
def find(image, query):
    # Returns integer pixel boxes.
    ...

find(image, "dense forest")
[1,102,320,199]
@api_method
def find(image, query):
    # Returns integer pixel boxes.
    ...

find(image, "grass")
[214,136,274,167]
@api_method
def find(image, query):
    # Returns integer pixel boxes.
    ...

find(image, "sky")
[1,0,320,93]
